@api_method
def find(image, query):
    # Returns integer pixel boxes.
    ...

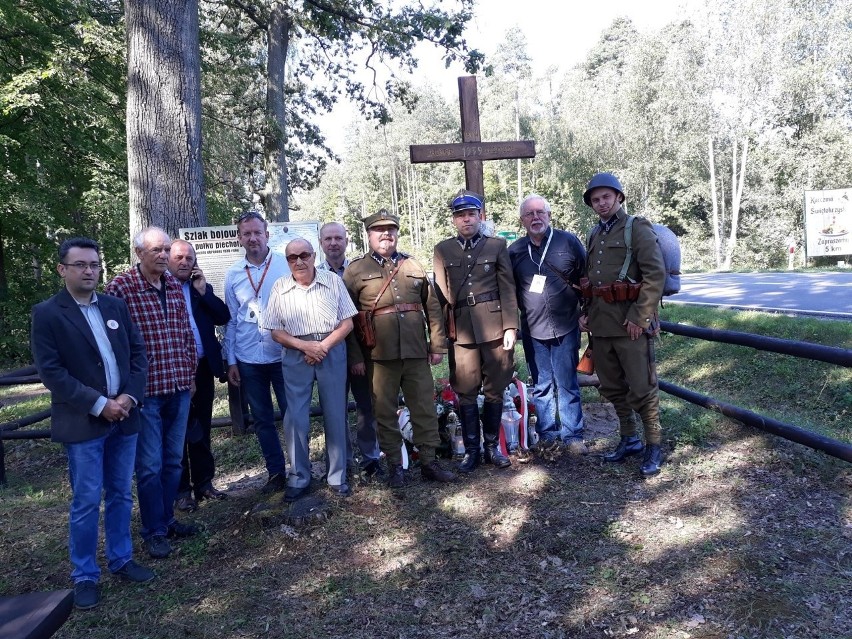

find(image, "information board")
[177,221,321,298]
[804,189,852,258]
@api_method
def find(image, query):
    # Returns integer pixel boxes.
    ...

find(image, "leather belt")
[456,290,500,308]
[294,332,332,341]
[373,303,422,316]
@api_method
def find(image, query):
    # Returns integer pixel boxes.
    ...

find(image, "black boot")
[640,444,663,477]
[457,404,481,474]
[481,402,511,469]
[603,435,644,462]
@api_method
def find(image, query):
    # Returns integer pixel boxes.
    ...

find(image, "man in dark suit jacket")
[168,239,231,511]
[31,237,153,610]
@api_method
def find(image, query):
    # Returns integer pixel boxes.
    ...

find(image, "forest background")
[2,0,851,366]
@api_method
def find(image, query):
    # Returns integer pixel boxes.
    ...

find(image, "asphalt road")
[670,272,852,320]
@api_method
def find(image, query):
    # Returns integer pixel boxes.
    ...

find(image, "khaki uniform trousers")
[449,338,513,405]
[368,358,441,465]
[593,335,662,445]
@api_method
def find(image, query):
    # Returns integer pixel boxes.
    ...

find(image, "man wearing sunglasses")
[223,212,291,494]
[263,238,358,501]
[32,237,153,609]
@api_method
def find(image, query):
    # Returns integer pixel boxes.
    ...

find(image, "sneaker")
[261,473,287,494]
[566,439,589,456]
[175,494,198,512]
[364,459,387,481]
[144,535,172,559]
[113,560,155,583]
[74,580,99,610]
[167,521,200,539]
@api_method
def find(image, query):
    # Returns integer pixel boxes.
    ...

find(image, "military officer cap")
[450,191,483,213]
[362,208,400,230]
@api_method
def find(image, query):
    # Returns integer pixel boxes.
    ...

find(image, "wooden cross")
[409,75,536,215]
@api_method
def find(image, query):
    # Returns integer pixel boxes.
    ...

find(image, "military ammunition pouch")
[591,281,642,303]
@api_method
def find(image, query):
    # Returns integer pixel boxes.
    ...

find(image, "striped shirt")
[104,265,196,396]
[264,268,357,336]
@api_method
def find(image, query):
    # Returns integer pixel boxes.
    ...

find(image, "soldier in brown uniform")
[433,192,518,473]
[578,173,666,476]
[343,210,456,488]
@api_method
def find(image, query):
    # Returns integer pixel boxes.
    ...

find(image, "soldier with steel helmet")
[579,172,666,476]
[343,209,456,488]
[433,190,518,473]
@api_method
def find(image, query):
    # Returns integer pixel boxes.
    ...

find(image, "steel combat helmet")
[583,172,625,206]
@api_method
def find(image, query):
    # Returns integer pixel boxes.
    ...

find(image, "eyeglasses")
[62,262,102,271]
[521,209,549,220]
[285,251,314,263]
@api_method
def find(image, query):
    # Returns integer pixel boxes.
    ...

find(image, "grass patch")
[657,306,852,444]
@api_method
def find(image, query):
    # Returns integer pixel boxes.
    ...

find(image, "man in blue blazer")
[31,237,153,610]
[168,239,231,511]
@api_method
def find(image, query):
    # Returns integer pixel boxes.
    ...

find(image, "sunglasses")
[285,251,314,263]
[237,211,265,223]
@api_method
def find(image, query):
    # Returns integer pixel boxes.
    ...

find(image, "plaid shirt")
[104,265,196,397]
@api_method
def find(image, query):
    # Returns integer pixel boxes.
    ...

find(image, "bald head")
[320,222,348,269]
[168,239,197,283]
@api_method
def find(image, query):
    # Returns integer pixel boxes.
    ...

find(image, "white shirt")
[263,268,357,336]
[223,251,291,365]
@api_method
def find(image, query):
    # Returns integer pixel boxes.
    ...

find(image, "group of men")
[30,171,667,611]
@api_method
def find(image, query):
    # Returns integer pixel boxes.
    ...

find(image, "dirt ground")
[1,400,850,639]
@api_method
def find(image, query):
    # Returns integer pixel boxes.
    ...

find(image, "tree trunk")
[722,138,749,270]
[708,136,721,269]
[264,2,292,222]
[125,0,206,244]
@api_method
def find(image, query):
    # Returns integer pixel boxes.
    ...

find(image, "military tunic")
[433,234,518,403]
[585,208,666,442]
[343,252,446,465]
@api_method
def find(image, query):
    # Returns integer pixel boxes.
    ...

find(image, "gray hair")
[519,194,551,216]
[133,226,170,250]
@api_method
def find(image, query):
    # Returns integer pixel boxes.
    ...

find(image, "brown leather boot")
[421,460,456,483]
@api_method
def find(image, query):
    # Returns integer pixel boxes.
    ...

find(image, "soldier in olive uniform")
[578,173,666,476]
[433,191,518,473]
[343,210,456,488]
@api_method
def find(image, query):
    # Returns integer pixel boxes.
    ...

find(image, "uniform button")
[596,261,601,264]
[598,250,602,254]
[396,295,401,299]
[468,282,472,286]
[400,314,405,318]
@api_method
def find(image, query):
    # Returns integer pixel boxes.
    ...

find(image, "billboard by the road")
[804,188,851,258]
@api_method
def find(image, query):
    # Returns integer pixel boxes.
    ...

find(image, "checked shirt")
[105,265,196,397]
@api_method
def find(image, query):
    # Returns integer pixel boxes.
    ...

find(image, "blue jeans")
[136,390,190,540]
[237,360,287,476]
[65,425,137,583]
[522,327,585,442]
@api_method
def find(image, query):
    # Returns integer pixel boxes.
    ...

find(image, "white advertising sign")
[804,188,852,258]
[177,221,321,298]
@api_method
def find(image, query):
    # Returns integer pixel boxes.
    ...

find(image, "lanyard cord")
[245,254,273,298]
[527,227,554,275]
